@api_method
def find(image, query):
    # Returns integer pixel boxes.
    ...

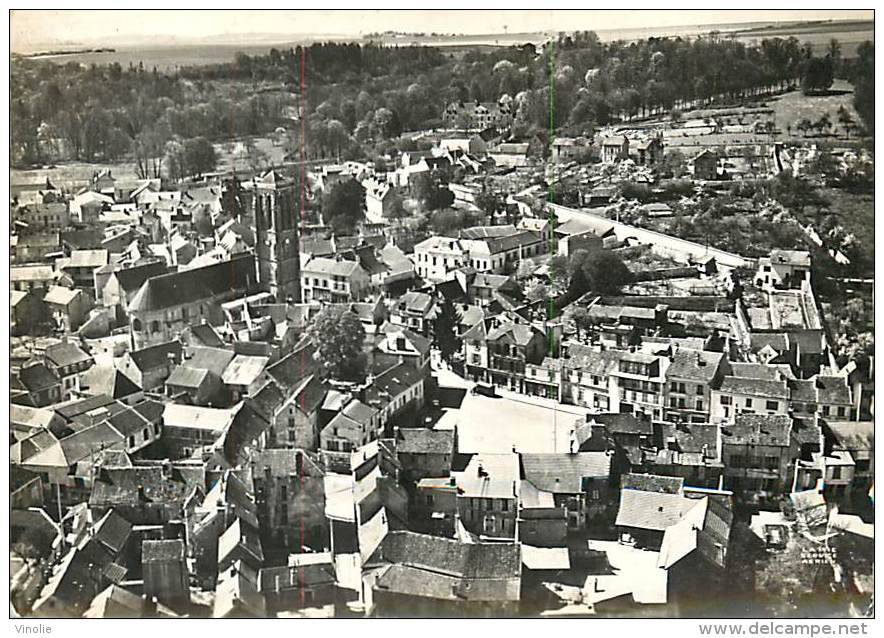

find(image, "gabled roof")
[615,489,697,531]
[111,261,168,294]
[43,286,82,306]
[589,412,653,436]
[67,249,108,269]
[666,348,724,384]
[722,414,792,447]
[374,531,521,602]
[718,376,789,399]
[18,362,61,392]
[45,341,92,368]
[127,340,183,372]
[128,254,256,313]
[521,452,611,493]
[221,355,270,387]
[264,338,318,388]
[302,256,362,278]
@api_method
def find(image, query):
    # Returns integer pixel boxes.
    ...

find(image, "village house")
[251,448,328,551]
[600,136,630,163]
[371,531,522,617]
[562,346,619,411]
[60,249,109,295]
[521,452,613,530]
[118,340,184,391]
[663,348,727,424]
[691,149,721,180]
[44,286,92,333]
[11,289,46,335]
[413,236,468,283]
[754,249,812,290]
[44,341,95,400]
[710,368,790,423]
[364,180,397,224]
[442,100,514,130]
[609,351,670,422]
[161,403,241,459]
[395,428,456,481]
[301,256,371,303]
[389,290,436,335]
[452,453,520,540]
[12,361,63,407]
[12,232,61,264]
[11,264,56,293]
[720,414,798,494]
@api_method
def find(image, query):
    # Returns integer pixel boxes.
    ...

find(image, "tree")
[182,137,217,178]
[852,41,874,135]
[526,283,549,303]
[567,248,633,298]
[475,189,504,217]
[547,254,570,291]
[801,56,834,95]
[307,307,366,382]
[412,171,454,211]
[837,105,855,139]
[433,298,462,362]
[323,179,365,235]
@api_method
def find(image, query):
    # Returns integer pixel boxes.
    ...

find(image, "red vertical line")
[298,44,307,610]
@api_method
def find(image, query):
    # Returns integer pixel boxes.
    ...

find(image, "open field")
[767,80,860,137]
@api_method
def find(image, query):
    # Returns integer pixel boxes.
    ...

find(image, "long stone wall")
[548,202,754,270]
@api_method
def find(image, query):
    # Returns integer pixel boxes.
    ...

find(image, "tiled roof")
[45,341,92,368]
[128,254,255,313]
[814,375,851,405]
[221,355,269,387]
[166,365,210,389]
[128,340,183,372]
[521,452,611,493]
[302,257,361,278]
[722,414,792,447]
[112,261,168,294]
[615,489,696,531]
[396,428,454,455]
[666,348,724,384]
[43,286,81,306]
[718,376,789,399]
[589,412,653,436]
[18,362,61,392]
[621,473,683,494]
[67,249,108,269]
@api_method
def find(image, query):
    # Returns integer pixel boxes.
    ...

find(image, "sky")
[10,9,873,52]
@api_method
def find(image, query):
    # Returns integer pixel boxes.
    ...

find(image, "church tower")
[252,170,301,303]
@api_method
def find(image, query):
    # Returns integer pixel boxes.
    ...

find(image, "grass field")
[767,80,860,138]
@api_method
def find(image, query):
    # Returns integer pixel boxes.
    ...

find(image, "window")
[831,466,842,480]
[143,428,150,441]
[822,405,831,416]
[128,436,136,448]
[697,385,704,395]
[766,400,779,411]
[720,395,732,406]
[745,398,753,408]
[696,400,703,411]
[837,406,846,417]
[670,382,678,392]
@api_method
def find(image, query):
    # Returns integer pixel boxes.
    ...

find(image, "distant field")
[16,19,873,71]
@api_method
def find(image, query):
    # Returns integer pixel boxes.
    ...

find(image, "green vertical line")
[546,39,556,358]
